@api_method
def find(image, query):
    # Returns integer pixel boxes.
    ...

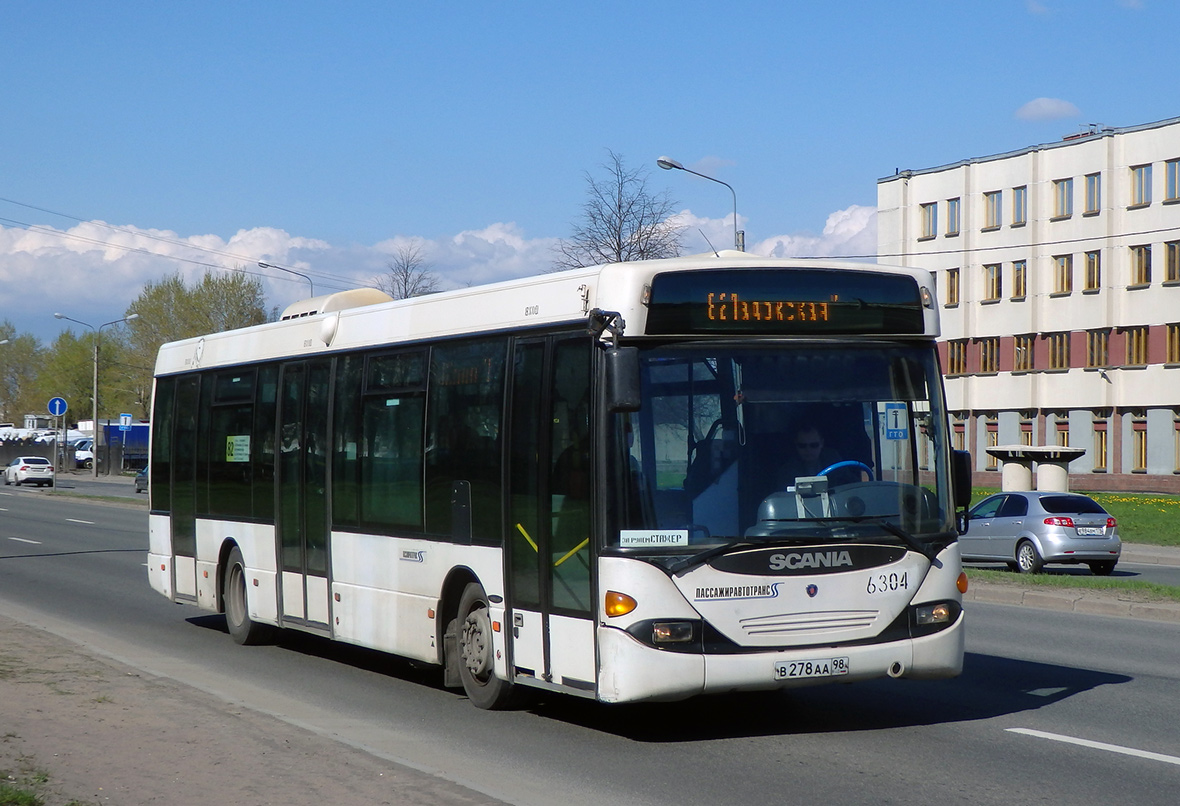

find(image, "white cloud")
[0,205,878,343]
[1015,97,1081,121]
[751,205,878,259]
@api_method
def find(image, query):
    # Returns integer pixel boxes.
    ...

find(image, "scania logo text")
[768,550,853,571]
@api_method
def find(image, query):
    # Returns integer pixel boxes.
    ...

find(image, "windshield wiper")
[667,516,937,576]
[831,515,938,562]
[667,540,757,577]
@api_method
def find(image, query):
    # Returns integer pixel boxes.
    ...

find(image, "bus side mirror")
[952,449,972,509]
[605,347,641,412]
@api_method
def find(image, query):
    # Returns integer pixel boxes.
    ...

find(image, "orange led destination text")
[706,292,834,323]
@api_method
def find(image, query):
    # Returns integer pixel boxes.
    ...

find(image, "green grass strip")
[967,567,1180,603]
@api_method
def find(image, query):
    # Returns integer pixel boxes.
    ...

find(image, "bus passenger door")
[276,359,332,629]
[506,336,596,693]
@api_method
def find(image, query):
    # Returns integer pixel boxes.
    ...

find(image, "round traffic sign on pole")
[48,397,68,417]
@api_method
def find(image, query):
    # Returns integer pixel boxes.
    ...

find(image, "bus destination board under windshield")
[644,268,925,336]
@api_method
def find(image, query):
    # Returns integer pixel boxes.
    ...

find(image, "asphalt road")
[2,489,1180,805]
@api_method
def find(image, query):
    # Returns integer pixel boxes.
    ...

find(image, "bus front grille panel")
[739,610,879,636]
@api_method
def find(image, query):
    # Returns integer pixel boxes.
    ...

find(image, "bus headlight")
[915,602,952,626]
[651,621,695,643]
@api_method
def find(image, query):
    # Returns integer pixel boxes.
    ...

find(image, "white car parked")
[3,456,55,487]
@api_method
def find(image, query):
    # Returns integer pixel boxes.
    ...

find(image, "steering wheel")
[817,460,874,481]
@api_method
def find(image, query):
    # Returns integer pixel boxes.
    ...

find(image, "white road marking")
[7,537,40,544]
[1008,728,1180,767]
[66,518,95,525]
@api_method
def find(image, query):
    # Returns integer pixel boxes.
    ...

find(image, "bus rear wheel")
[456,582,517,710]
[224,547,271,646]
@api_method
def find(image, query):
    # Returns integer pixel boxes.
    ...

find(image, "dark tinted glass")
[997,495,1029,517]
[1041,495,1106,515]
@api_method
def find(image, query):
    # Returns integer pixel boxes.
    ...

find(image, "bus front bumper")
[595,612,964,704]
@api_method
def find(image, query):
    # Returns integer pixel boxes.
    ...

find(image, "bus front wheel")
[224,546,271,646]
[456,582,516,710]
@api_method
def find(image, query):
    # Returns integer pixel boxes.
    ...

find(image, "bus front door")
[506,336,596,694]
[276,359,332,630]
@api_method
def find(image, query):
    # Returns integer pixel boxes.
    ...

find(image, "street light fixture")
[657,156,744,251]
[53,312,140,478]
[258,261,315,297]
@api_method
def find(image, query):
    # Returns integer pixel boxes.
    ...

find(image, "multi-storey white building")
[878,116,1180,492]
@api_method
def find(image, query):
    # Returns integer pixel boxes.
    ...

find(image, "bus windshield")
[610,341,955,549]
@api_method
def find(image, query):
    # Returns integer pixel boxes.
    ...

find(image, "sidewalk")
[965,541,1180,624]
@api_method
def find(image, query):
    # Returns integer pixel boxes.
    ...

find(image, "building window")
[1053,178,1073,218]
[1014,334,1036,371]
[1048,332,1070,370]
[1012,185,1027,225]
[1132,424,1147,472]
[1175,414,1180,473]
[1056,422,1070,448]
[983,264,1002,301]
[984,191,1002,229]
[1085,172,1101,214]
[1131,244,1152,285]
[1053,254,1073,294]
[1084,250,1101,290]
[1167,159,1180,202]
[1167,241,1180,283]
[947,197,960,236]
[947,340,967,375]
[1012,260,1027,299]
[1093,423,1108,471]
[952,417,966,451]
[1132,164,1153,207]
[1125,326,1149,365]
[985,424,999,469]
[1169,324,1180,364]
[945,267,960,305]
[1020,423,1034,447]
[920,202,938,239]
[1087,329,1109,368]
[979,338,1000,373]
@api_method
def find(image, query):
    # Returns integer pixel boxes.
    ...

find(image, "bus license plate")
[774,657,850,680]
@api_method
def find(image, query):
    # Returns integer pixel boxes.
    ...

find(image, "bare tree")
[552,150,684,270]
[375,241,441,299]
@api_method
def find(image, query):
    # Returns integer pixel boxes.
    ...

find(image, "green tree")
[33,327,138,430]
[0,321,43,424]
[552,150,684,270]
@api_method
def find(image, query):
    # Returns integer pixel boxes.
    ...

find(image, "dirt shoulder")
[0,616,502,806]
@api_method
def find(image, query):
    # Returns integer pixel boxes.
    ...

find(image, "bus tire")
[224,546,271,646]
[456,582,516,710]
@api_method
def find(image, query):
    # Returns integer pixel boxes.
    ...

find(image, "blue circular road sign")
[48,396,68,416]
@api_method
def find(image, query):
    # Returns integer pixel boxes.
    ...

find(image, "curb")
[964,583,1180,623]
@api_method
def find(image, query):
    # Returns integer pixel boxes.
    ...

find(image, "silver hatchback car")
[961,491,1121,575]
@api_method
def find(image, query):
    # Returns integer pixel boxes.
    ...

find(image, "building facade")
[878,116,1180,492]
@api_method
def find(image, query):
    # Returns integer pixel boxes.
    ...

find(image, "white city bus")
[147,252,971,709]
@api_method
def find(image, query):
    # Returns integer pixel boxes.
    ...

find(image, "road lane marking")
[1008,728,1180,767]
[66,518,96,525]
[7,537,41,544]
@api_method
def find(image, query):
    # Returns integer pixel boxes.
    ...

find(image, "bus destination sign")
[644,268,925,336]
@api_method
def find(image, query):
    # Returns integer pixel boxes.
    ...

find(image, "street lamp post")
[258,261,315,297]
[53,313,140,478]
[657,156,744,251]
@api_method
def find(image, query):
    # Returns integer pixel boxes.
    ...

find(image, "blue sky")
[1,0,1174,343]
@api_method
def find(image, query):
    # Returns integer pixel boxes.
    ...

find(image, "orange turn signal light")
[957,572,969,594]
[604,591,637,618]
